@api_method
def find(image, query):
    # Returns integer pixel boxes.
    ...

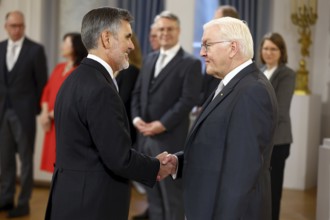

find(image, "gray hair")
[204,17,254,59]
[154,10,180,27]
[81,7,133,51]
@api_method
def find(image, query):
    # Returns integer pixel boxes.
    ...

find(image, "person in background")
[199,5,239,105]
[259,32,296,220]
[115,33,142,145]
[131,10,203,220]
[40,32,87,173]
[149,22,160,51]
[44,7,173,220]
[0,11,48,218]
[162,17,278,220]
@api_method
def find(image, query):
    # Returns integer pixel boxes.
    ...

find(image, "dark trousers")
[270,144,290,220]
[0,109,34,207]
[140,136,184,220]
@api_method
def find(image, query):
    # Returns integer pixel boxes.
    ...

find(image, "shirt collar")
[222,59,253,86]
[159,42,181,57]
[263,65,278,80]
[87,54,115,80]
[8,36,24,48]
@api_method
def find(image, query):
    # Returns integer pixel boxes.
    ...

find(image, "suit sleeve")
[33,45,48,114]
[160,59,203,130]
[86,85,159,187]
[174,151,184,179]
[130,69,143,120]
[214,82,276,218]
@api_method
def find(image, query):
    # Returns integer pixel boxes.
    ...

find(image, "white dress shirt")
[87,54,119,91]
[6,37,24,71]
[263,65,277,80]
[154,43,181,77]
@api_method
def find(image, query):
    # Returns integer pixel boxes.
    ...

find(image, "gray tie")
[7,44,17,71]
[212,81,224,100]
[154,53,167,77]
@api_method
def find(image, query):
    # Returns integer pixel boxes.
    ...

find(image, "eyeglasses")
[201,41,231,52]
[7,23,25,29]
[262,47,279,53]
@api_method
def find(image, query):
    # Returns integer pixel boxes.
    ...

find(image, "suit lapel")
[269,64,284,86]
[149,48,184,92]
[81,58,117,91]
[145,53,159,93]
[0,41,7,83]
[8,39,30,83]
[186,63,258,146]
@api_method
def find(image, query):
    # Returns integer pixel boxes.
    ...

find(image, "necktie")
[6,44,18,71]
[154,53,167,77]
[212,80,224,100]
[113,78,119,92]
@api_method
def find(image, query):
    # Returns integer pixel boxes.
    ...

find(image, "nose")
[129,39,135,50]
[200,47,207,57]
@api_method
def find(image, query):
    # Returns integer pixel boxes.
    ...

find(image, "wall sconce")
[291,0,318,95]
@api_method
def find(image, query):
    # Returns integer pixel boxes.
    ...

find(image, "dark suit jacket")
[131,48,203,154]
[261,64,295,145]
[45,58,159,220]
[0,37,47,143]
[199,72,220,105]
[176,63,278,220]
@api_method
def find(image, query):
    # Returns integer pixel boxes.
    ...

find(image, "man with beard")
[44,7,174,220]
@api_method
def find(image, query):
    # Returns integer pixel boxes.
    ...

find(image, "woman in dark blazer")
[259,32,296,220]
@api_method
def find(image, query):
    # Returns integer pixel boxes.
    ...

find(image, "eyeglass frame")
[201,40,231,52]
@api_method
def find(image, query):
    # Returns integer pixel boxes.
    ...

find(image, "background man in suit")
[163,17,278,220]
[44,7,173,220]
[0,11,48,218]
[131,11,203,220]
[149,22,160,52]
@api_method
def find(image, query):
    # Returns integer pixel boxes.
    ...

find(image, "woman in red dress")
[40,33,87,172]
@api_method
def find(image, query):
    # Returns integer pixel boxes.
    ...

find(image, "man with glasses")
[131,10,202,220]
[199,5,240,106]
[0,11,48,218]
[162,17,278,220]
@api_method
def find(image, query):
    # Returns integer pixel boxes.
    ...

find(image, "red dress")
[40,63,76,172]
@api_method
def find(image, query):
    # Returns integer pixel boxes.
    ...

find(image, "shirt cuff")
[133,117,142,125]
[171,155,179,179]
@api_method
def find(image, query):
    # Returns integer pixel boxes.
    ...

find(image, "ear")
[101,31,111,49]
[229,41,239,58]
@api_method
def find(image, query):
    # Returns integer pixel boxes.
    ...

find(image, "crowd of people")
[0,5,295,220]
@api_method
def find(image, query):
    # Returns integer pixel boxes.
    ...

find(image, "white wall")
[165,0,195,53]
[271,0,330,139]
[0,0,44,42]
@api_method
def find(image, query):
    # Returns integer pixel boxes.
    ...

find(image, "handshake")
[156,152,178,181]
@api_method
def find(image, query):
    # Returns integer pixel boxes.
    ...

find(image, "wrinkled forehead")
[202,24,221,42]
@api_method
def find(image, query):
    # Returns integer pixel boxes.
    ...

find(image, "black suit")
[131,48,203,219]
[199,72,220,105]
[0,37,47,207]
[45,58,159,220]
[176,63,278,220]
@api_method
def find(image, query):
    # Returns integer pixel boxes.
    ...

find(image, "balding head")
[214,5,239,19]
[5,11,25,41]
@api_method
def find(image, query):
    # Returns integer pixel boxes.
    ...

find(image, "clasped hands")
[156,151,178,181]
[134,119,166,136]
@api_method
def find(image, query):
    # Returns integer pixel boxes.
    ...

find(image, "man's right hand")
[156,152,178,181]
